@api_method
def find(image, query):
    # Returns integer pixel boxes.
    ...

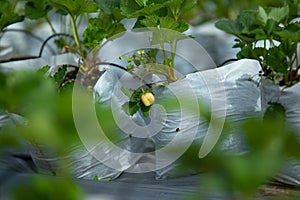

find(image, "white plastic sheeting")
[92,59,262,179]
[153,59,261,179]
[0,111,34,173]
[2,58,300,186]
[261,81,300,186]
[28,67,153,180]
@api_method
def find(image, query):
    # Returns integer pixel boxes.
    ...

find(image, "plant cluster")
[115,0,198,116]
[215,0,300,87]
[0,0,196,63]
[119,49,158,117]
[0,0,198,116]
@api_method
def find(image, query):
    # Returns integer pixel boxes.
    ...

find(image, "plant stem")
[140,73,149,92]
[83,13,89,25]
[296,48,299,72]
[11,0,18,10]
[263,39,267,58]
[70,15,82,56]
[45,15,57,34]
[269,38,275,48]
[159,42,178,82]
[288,55,297,81]
[170,40,177,68]
[170,40,178,82]
[277,86,288,102]
[160,43,169,66]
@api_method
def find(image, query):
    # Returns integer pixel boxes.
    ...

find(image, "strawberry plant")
[116,0,198,116]
[215,0,300,87]
[0,0,24,31]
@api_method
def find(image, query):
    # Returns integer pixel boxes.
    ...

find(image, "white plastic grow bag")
[0,53,132,180]
[0,111,35,173]
[261,80,300,186]
[92,59,262,179]
[152,59,262,179]
[261,80,300,133]
[30,67,152,180]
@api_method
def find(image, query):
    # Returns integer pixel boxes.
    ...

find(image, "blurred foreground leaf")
[10,175,83,200]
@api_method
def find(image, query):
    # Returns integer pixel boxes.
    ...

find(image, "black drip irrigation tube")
[88,62,152,88]
[217,58,238,68]
[0,32,73,63]
[2,29,56,54]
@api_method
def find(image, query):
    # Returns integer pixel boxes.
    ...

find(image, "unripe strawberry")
[141,92,155,106]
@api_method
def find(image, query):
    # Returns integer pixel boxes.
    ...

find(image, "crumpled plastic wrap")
[153,59,262,179]
[94,68,157,173]
[29,140,124,180]
[3,56,300,186]
[261,80,300,186]
[30,68,149,180]
[92,59,262,179]
[0,111,35,174]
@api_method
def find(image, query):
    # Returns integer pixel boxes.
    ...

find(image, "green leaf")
[232,39,245,49]
[83,25,107,49]
[149,27,189,47]
[122,101,139,116]
[276,22,300,42]
[54,37,68,50]
[236,46,265,61]
[252,47,266,59]
[89,13,126,37]
[236,45,253,59]
[257,5,289,25]
[159,16,189,32]
[279,39,297,59]
[53,65,68,87]
[131,90,142,101]
[0,70,57,114]
[122,102,130,115]
[110,8,126,21]
[25,0,52,19]
[136,0,148,7]
[143,16,183,30]
[0,0,24,31]
[237,11,256,32]
[93,176,99,181]
[268,5,289,22]
[100,177,112,182]
[49,0,98,18]
[121,0,168,18]
[250,28,267,41]
[265,46,288,74]
[59,80,74,93]
[140,101,151,117]
[121,87,134,98]
[215,19,243,36]
[140,15,159,27]
[37,65,51,75]
[265,19,277,36]
[167,0,197,19]
[90,14,113,31]
[95,0,121,14]
[257,6,268,24]
[263,102,286,122]
[146,48,159,59]
[120,0,141,17]
[94,0,125,22]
